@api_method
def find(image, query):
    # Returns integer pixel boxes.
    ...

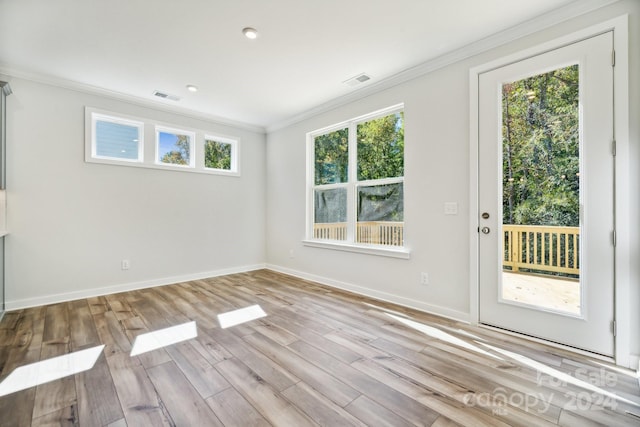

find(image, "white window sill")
[302,239,411,259]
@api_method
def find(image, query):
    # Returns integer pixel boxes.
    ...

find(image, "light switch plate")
[444,202,458,215]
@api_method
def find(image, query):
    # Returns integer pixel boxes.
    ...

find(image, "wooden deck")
[0,270,638,426]
[502,272,581,315]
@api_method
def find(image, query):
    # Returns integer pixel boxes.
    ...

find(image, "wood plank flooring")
[0,270,638,426]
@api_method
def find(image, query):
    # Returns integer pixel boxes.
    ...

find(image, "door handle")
[481,227,490,234]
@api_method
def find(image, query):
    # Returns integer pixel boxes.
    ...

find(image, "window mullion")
[346,122,358,243]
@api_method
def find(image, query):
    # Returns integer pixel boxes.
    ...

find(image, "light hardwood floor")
[0,270,638,426]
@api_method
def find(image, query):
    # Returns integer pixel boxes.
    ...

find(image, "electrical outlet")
[121,259,130,270]
[420,272,429,285]
[289,249,295,258]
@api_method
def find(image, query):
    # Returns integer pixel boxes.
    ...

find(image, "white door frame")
[469,15,630,367]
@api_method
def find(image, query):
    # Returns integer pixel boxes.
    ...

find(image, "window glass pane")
[158,130,192,166]
[95,120,140,160]
[357,112,404,181]
[205,139,232,170]
[314,188,347,241]
[501,64,581,313]
[357,183,404,246]
[314,128,348,185]
[502,64,579,227]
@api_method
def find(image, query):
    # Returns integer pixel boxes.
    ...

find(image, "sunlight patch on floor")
[385,313,502,360]
[130,321,197,356]
[217,304,266,329]
[0,345,104,397]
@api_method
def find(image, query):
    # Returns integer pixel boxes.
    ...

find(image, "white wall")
[5,78,267,308]
[3,0,637,367]
[266,70,473,320]
[266,0,640,365]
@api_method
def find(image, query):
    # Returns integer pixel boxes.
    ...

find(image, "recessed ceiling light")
[186,85,198,93]
[242,27,258,40]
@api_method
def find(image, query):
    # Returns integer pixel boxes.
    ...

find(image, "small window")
[156,126,195,168]
[85,107,240,176]
[92,114,143,162]
[204,136,237,172]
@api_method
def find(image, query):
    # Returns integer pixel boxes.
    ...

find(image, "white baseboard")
[266,264,470,323]
[5,263,267,311]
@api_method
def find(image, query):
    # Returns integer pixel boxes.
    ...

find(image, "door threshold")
[479,322,615,363]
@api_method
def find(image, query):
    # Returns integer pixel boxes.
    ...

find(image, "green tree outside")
[357,112,404,181]
[502,64,579,227]
[314,113,405,223]
[161,134,191,165]
[205,139,232,170]
[314,128,349,185]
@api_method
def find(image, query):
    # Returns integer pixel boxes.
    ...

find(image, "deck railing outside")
[503,224,580,276]
[313,222,404,246]
[313,222,348,241]
[313,222,580,276]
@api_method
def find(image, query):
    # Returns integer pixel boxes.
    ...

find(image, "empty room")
[0,0,639,425]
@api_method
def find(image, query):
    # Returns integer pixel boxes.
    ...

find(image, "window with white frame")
[85,107,240,176]
[91,113,143,162]
[308,105,405,249]
[156,126,195,168]
[204,135,237,172]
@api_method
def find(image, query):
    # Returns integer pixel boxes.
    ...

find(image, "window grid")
[308,104,404,248]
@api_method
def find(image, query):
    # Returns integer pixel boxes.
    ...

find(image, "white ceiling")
[0,0,612,129]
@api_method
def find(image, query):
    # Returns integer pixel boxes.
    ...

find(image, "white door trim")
[469,15,630,367]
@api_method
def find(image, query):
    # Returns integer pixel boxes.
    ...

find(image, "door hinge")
[612,139,617,156]
[613,230,617,247]
[612,49,616,67]
[612,320,617,337]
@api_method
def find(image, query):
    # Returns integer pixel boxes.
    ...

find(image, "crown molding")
[0,0,619,135]
[0,66,266,134]
[266,0,619,133]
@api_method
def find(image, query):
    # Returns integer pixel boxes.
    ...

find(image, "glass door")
[478,33,615,356]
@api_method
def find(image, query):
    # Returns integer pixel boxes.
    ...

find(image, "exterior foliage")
[314,112,405,185]
[314,128,349,185]
[205,139,232,170]
[314,113,405,224]
[161,134,191,165]
[502,65,579,227]
[357,112,404,181]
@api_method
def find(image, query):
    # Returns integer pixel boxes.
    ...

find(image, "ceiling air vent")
[343,73,371,87]
[153,90,180,101]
